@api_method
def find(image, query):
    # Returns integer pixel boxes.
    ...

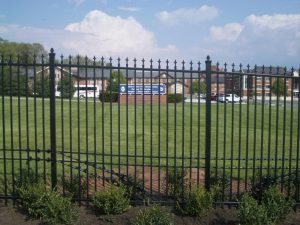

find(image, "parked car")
[218,94,241,103]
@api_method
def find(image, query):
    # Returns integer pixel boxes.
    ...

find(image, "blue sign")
[119,84,166,95]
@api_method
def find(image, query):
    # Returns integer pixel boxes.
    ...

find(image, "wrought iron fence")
[0,49,299,205]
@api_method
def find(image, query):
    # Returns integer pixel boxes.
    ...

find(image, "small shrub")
[93,186,131,215]
[63,174,87,199]
[238,187,294,225]
[167,94,184,103]
[262,186,293,224]
[18,183,78,225]
[177,186,214,218]
[165,168,188,200]
[99,92,118,102]
[132,205,173,225]
[15,168,41,189]
[238,193,269,225]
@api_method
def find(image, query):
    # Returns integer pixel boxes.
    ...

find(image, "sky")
[0,0,299,67]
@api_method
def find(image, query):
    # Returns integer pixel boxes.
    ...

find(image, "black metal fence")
[0,49,299,205]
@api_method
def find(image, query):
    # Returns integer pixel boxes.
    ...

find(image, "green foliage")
[18,183,78,225]
[63,174,87,199]
[34,73,50,98]
[99,92,119,102]
[132,205,173,225]
[262,186,294,224]
[177,186,214,218]
[15,168,41,189]
[238,186,294,225]
[0,73,30,96]
[92,186,131,215]
[271,78,288,97]
[165,168,188,200]
[238,193,269,225]
[57,74,76,99]
[191,80,206,94]
[106,70,126,93]
[0,38,47,63]
[167,94,184,103]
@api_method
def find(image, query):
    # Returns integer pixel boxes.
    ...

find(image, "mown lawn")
[0,96,299,181]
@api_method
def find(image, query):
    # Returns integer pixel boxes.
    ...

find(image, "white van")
[55,85,100,98]
[218,94,241,103]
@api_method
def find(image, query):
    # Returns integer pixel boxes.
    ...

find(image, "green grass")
[0,96,298,182]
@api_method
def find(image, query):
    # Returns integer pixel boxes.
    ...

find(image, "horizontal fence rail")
[0,50,299,205]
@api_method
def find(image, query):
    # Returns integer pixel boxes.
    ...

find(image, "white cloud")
[157,5,219,26]
[210,23,244,41]
[64,10,177,58]
[205,13,300,66]
[246,14,300,30]
[118,6,140,12]
[0,10,177,60]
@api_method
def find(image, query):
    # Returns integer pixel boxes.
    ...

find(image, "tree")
[106,71,126,93]
[57,74,76,99]
[271,78,287,97]
[0,73,30,96]
[34,74,50,98]
[191,80,206,95]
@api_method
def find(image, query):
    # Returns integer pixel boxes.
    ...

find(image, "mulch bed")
[1,200,300,225]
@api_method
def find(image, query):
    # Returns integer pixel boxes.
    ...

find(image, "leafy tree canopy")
[106,71,126,93]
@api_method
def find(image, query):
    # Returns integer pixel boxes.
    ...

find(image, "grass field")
[0,96,299,182]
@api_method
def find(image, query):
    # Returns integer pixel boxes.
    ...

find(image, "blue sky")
[0,0,299,67]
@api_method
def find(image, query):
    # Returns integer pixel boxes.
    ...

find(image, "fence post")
[49,48,57,189]
[205,56,212,190]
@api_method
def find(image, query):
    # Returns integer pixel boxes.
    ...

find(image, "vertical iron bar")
[150,59,153,196]
[85,57,89,200]
[215,63,220,184]
[281,67,287,191]
[17,55,23,186]
[274,68,280,178]
[229,63,235,200]
[41,55,46,183]
[33,55,38,181]
[60,56,65,195]
[110,57,113,182]
[165,60,169,194]
[117,58,121,178]
[93,57,97,193]
[288,71,294,196]
[245,65,250,191]
[260,67,266,198]
[125,58,129,181]
[49,48,57,189]
[205,56,211,190]
[189,61,193,191]
[222,63,228,200]
[158,59,161,195]
[9,55,15,199]
[237,64,243,197]
[267,67,272,178]
[181,61,185,199]
[76,55,81,200]
[68,55,73,191]
[134,58,137,193]
[252,66,258,187]
[1,54,7,204]
[142,59,145,196]
[174,60,177,196]
[197,62,201,187]
[296,70,300,202]
[101,57,105,187]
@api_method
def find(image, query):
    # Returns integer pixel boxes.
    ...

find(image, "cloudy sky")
[0,0,299,67]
